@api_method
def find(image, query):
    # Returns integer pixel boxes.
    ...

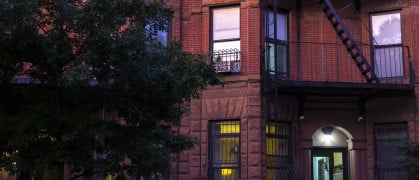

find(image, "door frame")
[311,147,348,180]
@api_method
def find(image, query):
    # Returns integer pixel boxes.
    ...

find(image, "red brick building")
[168,0,419,179]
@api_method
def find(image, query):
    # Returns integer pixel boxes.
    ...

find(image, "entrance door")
[312,148,347,180]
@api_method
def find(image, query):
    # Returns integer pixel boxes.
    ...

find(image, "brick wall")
[171,0,263,178]
[171,0,419,179]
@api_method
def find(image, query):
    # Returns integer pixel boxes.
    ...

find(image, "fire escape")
[261,0,415,178]
[262,0,415,120]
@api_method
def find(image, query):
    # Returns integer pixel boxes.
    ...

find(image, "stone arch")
[312,126,353,148]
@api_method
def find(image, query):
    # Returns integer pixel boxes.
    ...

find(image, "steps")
[317,0,379,83]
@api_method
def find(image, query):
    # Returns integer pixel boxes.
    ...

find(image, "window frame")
[208,120,241,180]
[145,12,172,46]
[210,5,241,73]
[265,8,289,77]
[370,10,404,79]
[210,5,241,52]
[373,122,408,179]
[266,121,291,180]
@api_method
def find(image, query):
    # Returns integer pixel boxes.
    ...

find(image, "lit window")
[211,6,241,73]
[209,121,240,180]
[371,12,403,78]
[266,122,290,180]
[212,6,240,51]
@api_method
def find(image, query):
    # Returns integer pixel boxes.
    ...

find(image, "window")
[209,121,240,180]
[265,10,288,76]
[371,12,403,78]
[146,16,170,46]
[374,123,407,179]
[211,6,240,73]
[266,122,291,180]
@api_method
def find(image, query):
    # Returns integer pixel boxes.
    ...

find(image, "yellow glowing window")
[220,123,240,133]
[266,123,288,135]
[221,168,233,176]
[266,124,275,134]
[266,122,289,156]
[209,120,240,179]
[266,138,278,155]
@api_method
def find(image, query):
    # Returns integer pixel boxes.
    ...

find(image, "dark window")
[146,15,170,46]
[209,121,240,180]
[265,10,288,76]
[266,122,291,180]
[374,123,408,179]
[211,6,241,73]
[371,11,403,78]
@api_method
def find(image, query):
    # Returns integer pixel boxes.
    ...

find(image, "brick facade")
[173,0,419,179]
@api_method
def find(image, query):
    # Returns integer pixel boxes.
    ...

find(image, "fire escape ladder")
[317,0,380,83]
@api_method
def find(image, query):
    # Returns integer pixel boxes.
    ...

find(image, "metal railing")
[262,41,414,86]
[208,48,241,73]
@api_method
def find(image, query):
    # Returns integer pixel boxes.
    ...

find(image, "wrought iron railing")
[208,48,241,73]
[262,41,414,86]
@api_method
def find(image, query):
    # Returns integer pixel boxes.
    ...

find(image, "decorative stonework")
[202,97,248,120]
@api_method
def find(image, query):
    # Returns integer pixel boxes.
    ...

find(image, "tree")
[392,139,419,179]
[0,0,221,179]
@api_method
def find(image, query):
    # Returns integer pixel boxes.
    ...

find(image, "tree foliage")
[0,0,221,179]
[391,139,419,179]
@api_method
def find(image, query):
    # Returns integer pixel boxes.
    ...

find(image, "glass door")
[312,148,347,180]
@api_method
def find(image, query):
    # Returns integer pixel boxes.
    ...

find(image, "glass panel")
[266,122,289,135]
[312,150,346,180]
[213,41,241,52]
[211,168,240,180]
[145,19,169,46]
[333,152,344,180]
[266,43,287,75]
[156,30,167,46]
[374,47,403,78]
[267,11,287,41]
[266,122,290,180]
[313,156,331,180]
[213,7,240,41]
[372,13,401,45]
[209,121,240,180]
[374,123,408,180]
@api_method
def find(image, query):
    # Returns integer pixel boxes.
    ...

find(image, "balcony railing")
[208,48,241,73]
[263,42,414,86]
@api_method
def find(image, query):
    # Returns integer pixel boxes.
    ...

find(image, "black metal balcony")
[262,42,415,96]
[209,48,241,73]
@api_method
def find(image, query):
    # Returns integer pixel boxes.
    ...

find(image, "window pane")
[209,121,240,180]
[266,43,287,76]
[145,22,169,46]
[156,30,167,46]
[213,7,240,41]
[374,123,407,180]
[374,47,403,78]
[266,122,291,180]
[267,11,287,41]
[213,41,241,52]
[372,13,401,45]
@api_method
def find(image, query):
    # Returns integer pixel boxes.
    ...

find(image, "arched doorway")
[311,126,353,180]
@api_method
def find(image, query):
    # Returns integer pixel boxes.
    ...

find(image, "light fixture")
[321,126,334,143]
[321,126,333,135]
